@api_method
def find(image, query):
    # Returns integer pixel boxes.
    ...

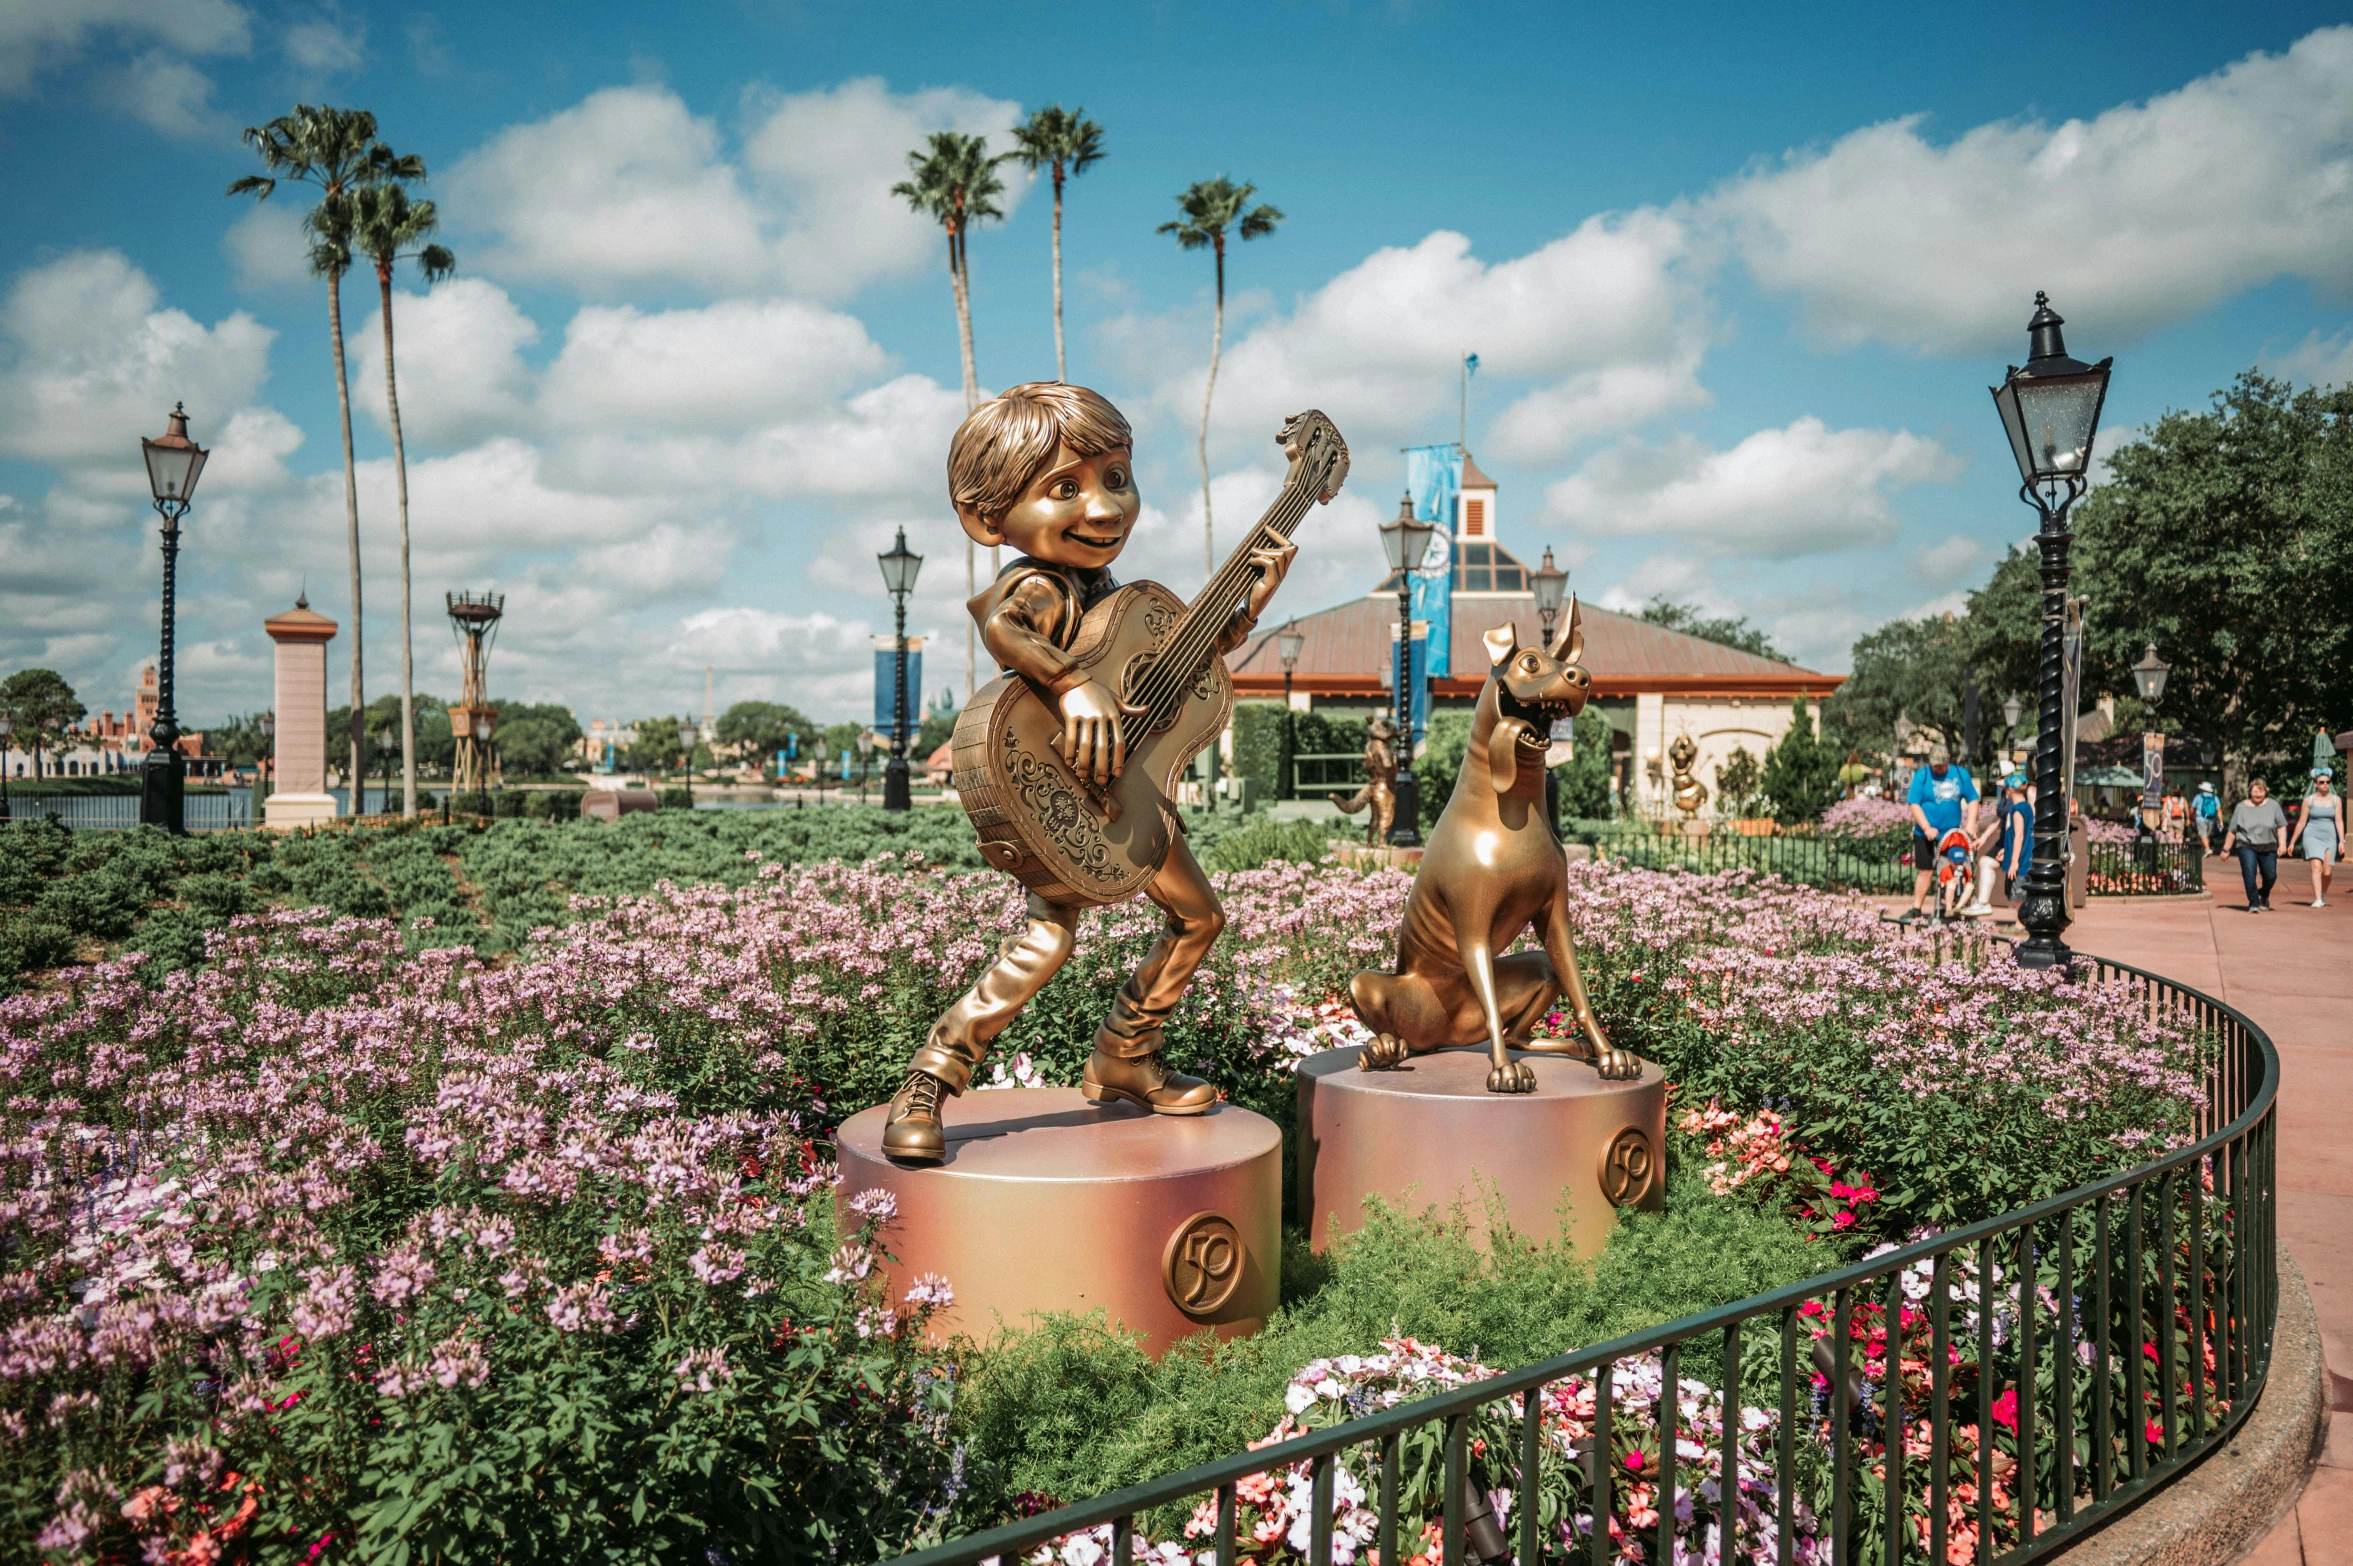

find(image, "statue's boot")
[881,1069,952,1165]
[1081,1046,1217,1114]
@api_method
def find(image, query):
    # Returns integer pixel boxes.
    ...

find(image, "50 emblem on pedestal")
[1162,1210,1243,1316]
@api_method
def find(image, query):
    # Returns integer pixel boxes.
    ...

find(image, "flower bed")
[1,855,2208,1561]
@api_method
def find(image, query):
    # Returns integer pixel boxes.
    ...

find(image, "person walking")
[2222,777,2287,912]
[1902,742,1979,923]
[2285,767,2341,907]
[2191,781,2222,856]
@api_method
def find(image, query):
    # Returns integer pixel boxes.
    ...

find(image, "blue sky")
[3,1,2350,729]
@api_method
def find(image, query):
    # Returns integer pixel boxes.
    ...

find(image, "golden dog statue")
[1350,602,1640,1093]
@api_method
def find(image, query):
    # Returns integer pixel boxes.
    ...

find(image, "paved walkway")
[2047,870,2349,1562]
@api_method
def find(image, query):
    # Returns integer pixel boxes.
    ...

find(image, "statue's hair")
[947,383,1134,518]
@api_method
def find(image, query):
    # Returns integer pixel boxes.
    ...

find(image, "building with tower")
[1226,449,1840,815]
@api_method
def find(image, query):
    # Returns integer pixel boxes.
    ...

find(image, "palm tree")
[1160,179,1283,577]
[350,178,454,821]
[229,106,419,802]
[1010,106,1104,385]
[894,130,1009,695]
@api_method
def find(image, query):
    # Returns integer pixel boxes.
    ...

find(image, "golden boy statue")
[884,383,1294,1164]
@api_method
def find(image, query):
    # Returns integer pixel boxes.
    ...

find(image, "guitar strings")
[1133,475,1320,716]
[1131,481,1318,725]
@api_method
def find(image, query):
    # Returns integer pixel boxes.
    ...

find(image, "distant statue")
[1335,713,1399,845]
[1668,733,1707,817]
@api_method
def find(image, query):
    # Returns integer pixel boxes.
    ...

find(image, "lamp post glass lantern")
[1377,493,1436,847]
[2132,643,2170,840]
[1989,293,2112,970]
[1276,618,1304,801]
[140,403,208,834]
[877,527,923,811]
[1532,545,1570,833]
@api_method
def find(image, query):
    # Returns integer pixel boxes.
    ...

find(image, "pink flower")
[1991,1389,2018,1432]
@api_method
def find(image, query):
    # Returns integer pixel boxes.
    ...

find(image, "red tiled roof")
[1229,595,1837,698]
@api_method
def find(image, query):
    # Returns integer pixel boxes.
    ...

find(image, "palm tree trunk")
[1051,164,1066,383]
[1200,239,1225,580]
[949,224,979,698]
[328,267,365,810]
[952,225,997,589]
[378,264,417,819]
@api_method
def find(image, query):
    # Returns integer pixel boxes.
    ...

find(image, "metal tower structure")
[446,591,505,794]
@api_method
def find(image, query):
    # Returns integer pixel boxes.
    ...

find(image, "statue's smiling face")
[981,444,1140,569]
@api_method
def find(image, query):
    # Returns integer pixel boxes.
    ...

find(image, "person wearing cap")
[2222,778,2287,912]
[2285,767,2341,908]
[1962,769,2033,917]
[1902,742,1979,922]
[2191,781,2222,856]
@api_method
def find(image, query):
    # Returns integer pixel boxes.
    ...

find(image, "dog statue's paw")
[1594,1043,1641,1081]
[1358,1032,1409,1071]
[1486,1058,1538,1094]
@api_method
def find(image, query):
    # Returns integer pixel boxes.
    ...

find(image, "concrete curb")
[2053,1254,2327,1565]
[2088,891,2216,905]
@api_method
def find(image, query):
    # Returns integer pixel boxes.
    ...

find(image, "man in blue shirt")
[1902,743,1979,922]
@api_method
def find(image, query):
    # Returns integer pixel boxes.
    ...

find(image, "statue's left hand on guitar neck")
[1237,534,1299,628]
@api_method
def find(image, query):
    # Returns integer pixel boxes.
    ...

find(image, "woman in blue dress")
[2285,767,2341,908]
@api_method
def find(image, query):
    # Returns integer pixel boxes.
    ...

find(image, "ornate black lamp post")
[814,736,829,807]
[2131,642,2170,846]
[1378,493,1436,848]
[257,711,274,813]
[1276,618,1304,801]
[140,403,209,834]
[856,728,875,804]
[678,720,697,808]
[1532,545,1570,832]
[0,711,13,820]
[877,527,923,812]
[1990,293,2112,971]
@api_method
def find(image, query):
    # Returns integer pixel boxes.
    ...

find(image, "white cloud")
[2264,326,2353,389]
[351,278,539,446]
[0,0,249,95]
[1543,417,1961,559]
[283,10,365,76]
[446,79,1024,300]
[1147,217,1703,461]
[97,50,225,138]
[741,77,1023,302]
[1908,535,1985,589]
[541,298,888,433]
[0,250,273,468]
[222,200,313,292]
[1710,25,2353,353]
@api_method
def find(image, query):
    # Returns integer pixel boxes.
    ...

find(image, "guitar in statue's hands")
[954,410,1350,905]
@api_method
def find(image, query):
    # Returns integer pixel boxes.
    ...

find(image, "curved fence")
[2087,841,2205,898]
[1589,825,1915,895]
[889,951,2278,1566]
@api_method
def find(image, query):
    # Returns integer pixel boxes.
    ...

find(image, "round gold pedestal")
[1297,1046,1666,1257]
[835,1088,1280,1357]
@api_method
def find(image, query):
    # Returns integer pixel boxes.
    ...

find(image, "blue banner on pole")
[872,642,923,733]
[1403,444,1461,679]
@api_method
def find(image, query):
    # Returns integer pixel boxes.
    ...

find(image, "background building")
[1226,452,1839,813]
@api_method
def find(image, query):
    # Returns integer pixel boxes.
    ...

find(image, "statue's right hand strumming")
[1056,678,1145,785]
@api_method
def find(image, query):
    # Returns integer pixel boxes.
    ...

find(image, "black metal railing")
[888,951,2277,1566]
[1590,825,1915,894]
[1292,752,1369,801]
[2086,840,2205,898]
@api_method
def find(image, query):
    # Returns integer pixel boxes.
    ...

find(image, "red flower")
[2147,1418,2165,1446]
[1991,1390,2018,1432]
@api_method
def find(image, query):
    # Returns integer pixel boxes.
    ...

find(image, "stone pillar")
[263,595,339,830]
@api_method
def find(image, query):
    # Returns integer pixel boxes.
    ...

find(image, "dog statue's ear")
[1548,594,1585,665]
[1482,623,1519,669]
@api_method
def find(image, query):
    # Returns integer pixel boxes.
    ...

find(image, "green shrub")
[953,1163,1827,1521]
[1198,814,1340,873]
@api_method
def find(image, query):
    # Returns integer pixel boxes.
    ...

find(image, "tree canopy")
[0,670,86,775]
[2072,371,2353,790]
[1635,598,1787,663]
[715,701,816,764]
